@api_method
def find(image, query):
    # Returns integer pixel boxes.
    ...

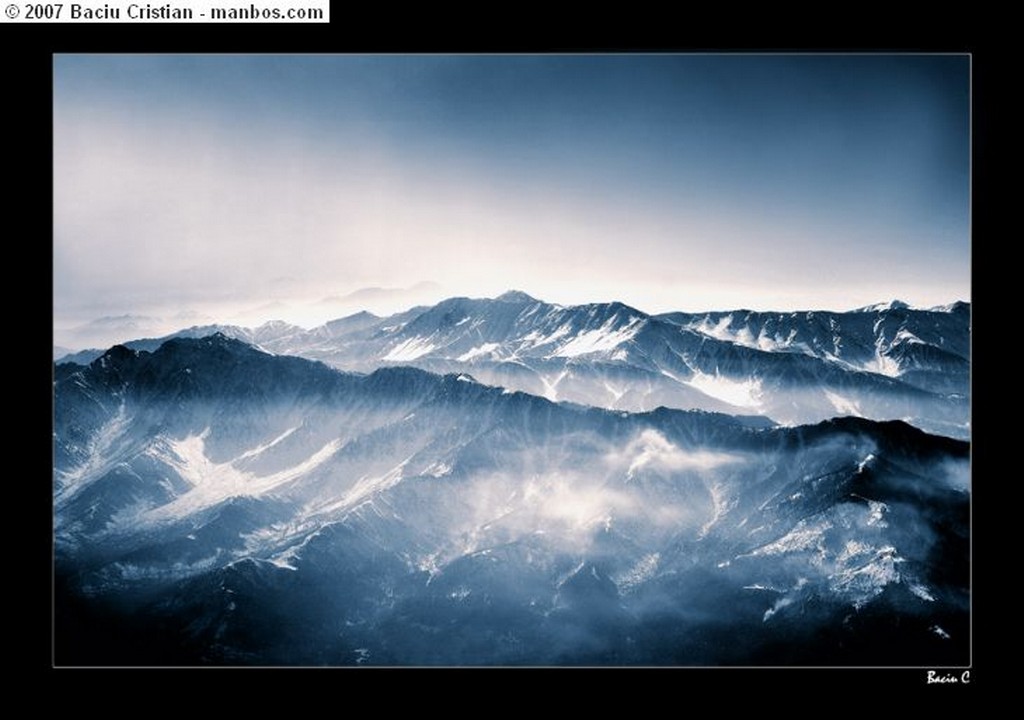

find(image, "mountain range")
[57,292,970,440]
[53,312,970,665]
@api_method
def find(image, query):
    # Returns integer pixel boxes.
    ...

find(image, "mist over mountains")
[59,292,970,439]
[53,293,970,666]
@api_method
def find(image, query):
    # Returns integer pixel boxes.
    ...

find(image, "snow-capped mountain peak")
[54,330,970,666]
[856,300,912,312]
[55,292,970,440]
[495,289,540,304]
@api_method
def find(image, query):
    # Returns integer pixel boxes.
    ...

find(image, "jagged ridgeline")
[54,310,969,665]
[58,294,970,440]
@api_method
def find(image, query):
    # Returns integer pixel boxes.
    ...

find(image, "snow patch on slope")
[687,370,762,408]
[539,370,568,402]
[828,545,902,608]
[551,316,643,358]
[457,343,500,361]
[56,401,132,499]
[308,458,411,518]
[142,430,342,522]
[689,315,798,354]
[615,552,660,592]
[893,328,925,345]
[865,329,902,377]
[383,336,436,362]
[521,324,571,349]
[825,390,862,417]
[236,426,300,461]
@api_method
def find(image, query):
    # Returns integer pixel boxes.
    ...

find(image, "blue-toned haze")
[54,54,969,339]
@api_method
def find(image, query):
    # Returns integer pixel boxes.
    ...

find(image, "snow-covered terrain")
[57,292,969,439]
[54,332,970,666]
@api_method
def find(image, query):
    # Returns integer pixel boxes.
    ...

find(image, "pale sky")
[54,54,970,333]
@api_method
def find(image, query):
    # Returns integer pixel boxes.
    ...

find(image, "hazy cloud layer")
[54,55,970,332]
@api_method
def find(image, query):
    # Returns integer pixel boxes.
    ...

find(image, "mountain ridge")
[57,292,970,439]
[54,332,969,665]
